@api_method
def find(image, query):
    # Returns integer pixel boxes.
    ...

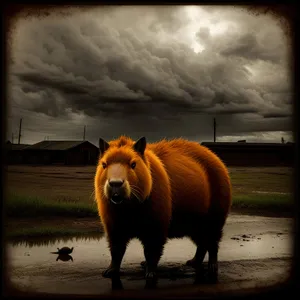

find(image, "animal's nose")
[109,180,124,188]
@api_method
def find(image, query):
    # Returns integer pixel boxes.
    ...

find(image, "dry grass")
[5,165,97,203]
[228,166,293,195]
[5,165,293,203]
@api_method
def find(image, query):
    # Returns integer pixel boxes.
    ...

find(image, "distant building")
[201,142,295,167]
[5,141,31,164]
[7,140,99,165]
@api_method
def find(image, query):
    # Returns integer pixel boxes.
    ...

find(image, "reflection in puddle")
[9,232,104,248]
[56,254,73,262]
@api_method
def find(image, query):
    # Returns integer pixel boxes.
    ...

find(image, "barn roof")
[7,144,31,150]
[24,140,97,151]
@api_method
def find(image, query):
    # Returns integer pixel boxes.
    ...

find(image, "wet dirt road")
[6,214,294,296]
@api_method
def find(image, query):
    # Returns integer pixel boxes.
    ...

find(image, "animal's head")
[94,136,152,205]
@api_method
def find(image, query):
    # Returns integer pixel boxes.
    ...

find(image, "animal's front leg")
[141,235,166,286]
[102,236,129,278]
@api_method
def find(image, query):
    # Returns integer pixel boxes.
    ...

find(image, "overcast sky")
[7,5,293,145]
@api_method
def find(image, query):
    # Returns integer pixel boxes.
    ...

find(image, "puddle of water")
[6,215,294,295]
[7,231,293,269]
[7,214,294,266]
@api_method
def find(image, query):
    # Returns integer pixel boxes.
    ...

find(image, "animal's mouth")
[110,193,124,205]
[104,180,129,205]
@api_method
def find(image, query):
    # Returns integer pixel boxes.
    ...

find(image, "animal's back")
[148,140,210,213]
[148,138,232,238]
[168,139,232,218]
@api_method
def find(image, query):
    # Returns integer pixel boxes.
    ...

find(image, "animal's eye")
[131,162,136,169]
[102,162,107,169]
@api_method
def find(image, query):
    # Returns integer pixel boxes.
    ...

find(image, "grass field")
[5,165,293,201]
[4,165,294,239]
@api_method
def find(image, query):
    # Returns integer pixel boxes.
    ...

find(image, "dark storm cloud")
[17,73,88,95]
[263,112,293,118]
[8,6,293,143]
[219,33,282,63]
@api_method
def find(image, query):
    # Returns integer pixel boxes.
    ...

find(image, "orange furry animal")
[94,136,232,284]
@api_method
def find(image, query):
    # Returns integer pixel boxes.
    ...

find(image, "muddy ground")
[6,214,294,297]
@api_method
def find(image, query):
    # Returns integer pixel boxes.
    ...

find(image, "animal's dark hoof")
[194,273,206,285]
[145,271,157,280]
[207,262,218,284]
[145,272,158,289]
[111,276,123,290]
[194,266,206,284]
[102,267,120,278]
[140,261,147,268]
[186,258,196,267]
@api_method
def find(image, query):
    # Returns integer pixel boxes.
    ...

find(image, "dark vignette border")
[1,1,299,299]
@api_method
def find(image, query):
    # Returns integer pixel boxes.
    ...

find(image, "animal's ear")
[99,138,109,157]
[133,137,147,155]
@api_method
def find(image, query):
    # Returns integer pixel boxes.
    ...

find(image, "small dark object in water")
[241,234,250,239]
[50,247,74,255]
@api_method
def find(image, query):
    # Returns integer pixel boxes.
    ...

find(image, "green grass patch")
[6,192,293,220]
[232,193,293,211]
[5,193,293,240]
[6,193,98,218]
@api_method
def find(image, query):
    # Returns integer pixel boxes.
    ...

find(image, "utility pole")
[12,133,14,144]
[83,125,86,141]
[213,117,216,142]
[18,118,22,144]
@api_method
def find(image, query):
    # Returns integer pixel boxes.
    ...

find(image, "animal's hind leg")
[186,244,207,268]
[207,240,219,283]
[186,219,208,268]
[206,220,224,284]
[188,235,208,283]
